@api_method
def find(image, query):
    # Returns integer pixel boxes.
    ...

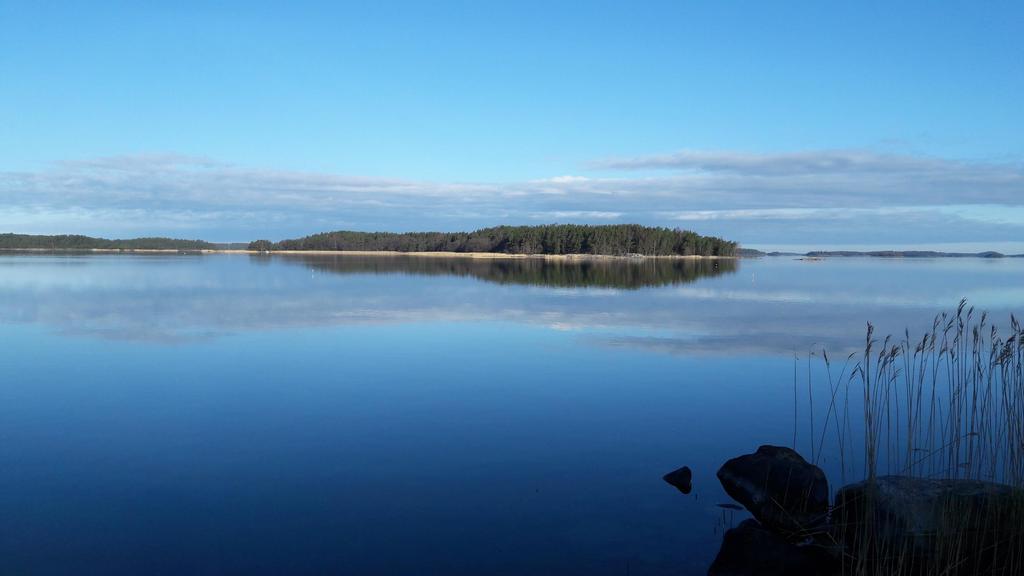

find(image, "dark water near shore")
[1,253,1022,575]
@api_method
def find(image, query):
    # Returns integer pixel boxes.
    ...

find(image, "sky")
[1,0,1022,249]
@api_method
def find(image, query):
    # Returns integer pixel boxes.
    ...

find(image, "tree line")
[0,233,214,250]
[249,225,737,256]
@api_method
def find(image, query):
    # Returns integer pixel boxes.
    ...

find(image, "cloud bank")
[1,150,1021,247]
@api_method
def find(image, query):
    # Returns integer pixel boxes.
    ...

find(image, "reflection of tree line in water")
[261,254,738,289]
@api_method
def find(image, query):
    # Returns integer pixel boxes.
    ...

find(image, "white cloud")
[0,149,1021,244]
[664,206,929,221]
[593,148,1008,176]
[590,149,1024,206]
[531,210,622,220]
[543,175,591,183]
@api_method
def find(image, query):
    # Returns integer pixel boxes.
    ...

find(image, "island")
[0,233,215,251]
[248,224,738,257]
[740,248,1024,258]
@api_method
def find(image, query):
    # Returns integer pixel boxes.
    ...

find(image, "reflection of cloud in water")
[672,285,1024,310]
[0,254,1022,355]
[593,334,858,358]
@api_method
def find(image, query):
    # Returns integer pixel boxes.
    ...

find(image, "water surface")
[1,253,1022,574]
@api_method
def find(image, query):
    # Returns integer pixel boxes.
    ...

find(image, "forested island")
[249,224,738,257]
[0,233,214,251]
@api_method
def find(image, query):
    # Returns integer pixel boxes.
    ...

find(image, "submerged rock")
[716,445,828,537]
[663,465,692,494]
[708,519,838,576]
[834,475,1024,575]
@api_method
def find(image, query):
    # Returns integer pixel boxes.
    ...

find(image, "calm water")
[1,253,1023,575]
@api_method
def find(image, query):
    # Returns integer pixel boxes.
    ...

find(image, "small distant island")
[805,250,1015,258]
[0,233,216,251]
[740,247,1023,258]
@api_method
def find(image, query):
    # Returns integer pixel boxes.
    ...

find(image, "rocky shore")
[668,445,1024,575]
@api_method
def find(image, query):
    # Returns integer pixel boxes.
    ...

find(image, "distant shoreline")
[0,248,735,259]
[740,249,1023,259]
[2,247,1021,259]
[0,226,738,258]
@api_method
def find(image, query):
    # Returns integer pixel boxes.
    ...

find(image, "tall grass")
[803,300,1024,575]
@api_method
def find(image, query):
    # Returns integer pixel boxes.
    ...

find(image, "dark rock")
[708,519,839,576]
[716,445,828,537]
[834,475,1024,575]
[663,465,692,494]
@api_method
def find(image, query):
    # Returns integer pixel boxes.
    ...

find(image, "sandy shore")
[247,250,735,260]
[1,248,735,259]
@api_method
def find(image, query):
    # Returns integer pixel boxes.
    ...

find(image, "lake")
[1,253,1022,575]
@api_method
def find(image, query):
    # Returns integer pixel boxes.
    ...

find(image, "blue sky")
[1,1,1022,249]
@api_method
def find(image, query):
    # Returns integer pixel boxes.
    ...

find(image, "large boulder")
[834,475,1024,575]
[716,445,828,538]
[708,519,839,576]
